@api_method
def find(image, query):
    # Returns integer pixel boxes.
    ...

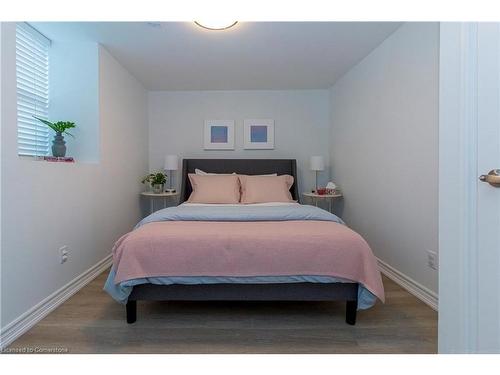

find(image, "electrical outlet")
[59,246,69,264]
[427,250,438,270]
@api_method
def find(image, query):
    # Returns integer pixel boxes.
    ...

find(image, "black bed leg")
[346,300,357,325]
[126,300,137,324]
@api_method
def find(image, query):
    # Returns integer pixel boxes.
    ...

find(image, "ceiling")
[34,22,402,91]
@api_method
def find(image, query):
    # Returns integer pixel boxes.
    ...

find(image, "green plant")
[33,116,76,137]
[142,172,167,186]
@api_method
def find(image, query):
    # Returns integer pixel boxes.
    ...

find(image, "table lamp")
[310,156,325,192]
[164,155,178,193]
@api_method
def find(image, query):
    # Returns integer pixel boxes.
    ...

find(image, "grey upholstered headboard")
[180,159,298,203]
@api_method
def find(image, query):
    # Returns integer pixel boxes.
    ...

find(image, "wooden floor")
[9,270,437,353]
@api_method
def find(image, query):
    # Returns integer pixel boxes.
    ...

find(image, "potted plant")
[142,172,167,194]
[34,116,76,157]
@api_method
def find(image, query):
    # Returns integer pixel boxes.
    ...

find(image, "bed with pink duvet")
[104,159,384,325]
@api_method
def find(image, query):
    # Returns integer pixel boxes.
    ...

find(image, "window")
[16,23,51,157]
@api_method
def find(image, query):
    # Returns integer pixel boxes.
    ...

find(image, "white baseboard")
[377,257,438,311]
[0,254,112,350]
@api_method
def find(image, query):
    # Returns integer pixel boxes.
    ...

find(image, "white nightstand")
[302,192,343,213]
[141,191,180,214]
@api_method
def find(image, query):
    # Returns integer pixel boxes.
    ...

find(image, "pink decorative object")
[316,188,327,195]
[326,182,337,195]
[42,156,75,163]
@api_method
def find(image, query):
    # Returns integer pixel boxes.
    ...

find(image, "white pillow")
[195,168,277,177]
[194,168,230,176]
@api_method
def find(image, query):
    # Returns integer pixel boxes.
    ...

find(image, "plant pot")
[152,184,164,194]
[52,132,66,157]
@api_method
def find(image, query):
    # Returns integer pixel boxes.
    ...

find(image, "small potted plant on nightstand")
[142,172,167,194]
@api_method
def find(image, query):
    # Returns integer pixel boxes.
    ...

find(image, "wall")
[0,22,148,329]
[148,90,330,194]
[329,23,439,293]
[49,40,99,162]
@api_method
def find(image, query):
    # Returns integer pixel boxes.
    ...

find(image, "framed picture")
[204,120,235,150]
[244,119,275,149]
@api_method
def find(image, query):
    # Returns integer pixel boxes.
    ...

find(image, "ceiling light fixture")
[194,21,238,31]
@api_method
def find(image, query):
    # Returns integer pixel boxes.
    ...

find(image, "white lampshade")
[164,155,178,171]
[310,156,325,171]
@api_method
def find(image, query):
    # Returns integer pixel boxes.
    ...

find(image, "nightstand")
[301,191,343,213]
[141,191,180,214]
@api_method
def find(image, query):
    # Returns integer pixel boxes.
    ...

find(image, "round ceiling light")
[194,21,238,31]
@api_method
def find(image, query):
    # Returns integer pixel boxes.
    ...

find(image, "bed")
[104,159,384,325]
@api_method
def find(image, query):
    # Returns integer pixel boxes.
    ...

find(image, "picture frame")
[243,119,275,149]
[204,120,235,150]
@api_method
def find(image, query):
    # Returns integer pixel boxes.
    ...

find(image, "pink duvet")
[112,220,385,302]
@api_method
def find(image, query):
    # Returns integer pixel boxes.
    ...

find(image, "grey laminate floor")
[9,270,437,353]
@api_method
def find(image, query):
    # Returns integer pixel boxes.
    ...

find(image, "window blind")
[16,23,51,157]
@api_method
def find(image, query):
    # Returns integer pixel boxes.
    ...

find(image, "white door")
[476,22,500,353]
[439,22,500,353]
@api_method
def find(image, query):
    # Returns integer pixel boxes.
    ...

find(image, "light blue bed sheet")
[135,203,345,229]
[104,266,377,310]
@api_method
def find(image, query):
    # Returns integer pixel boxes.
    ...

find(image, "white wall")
[329,23,439,293]
[148,90,331,194]
[0,22,148,329]
[49,40,99,162]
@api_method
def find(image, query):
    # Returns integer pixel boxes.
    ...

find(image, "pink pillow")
[239,175,295,204]
[187,174,240,204]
